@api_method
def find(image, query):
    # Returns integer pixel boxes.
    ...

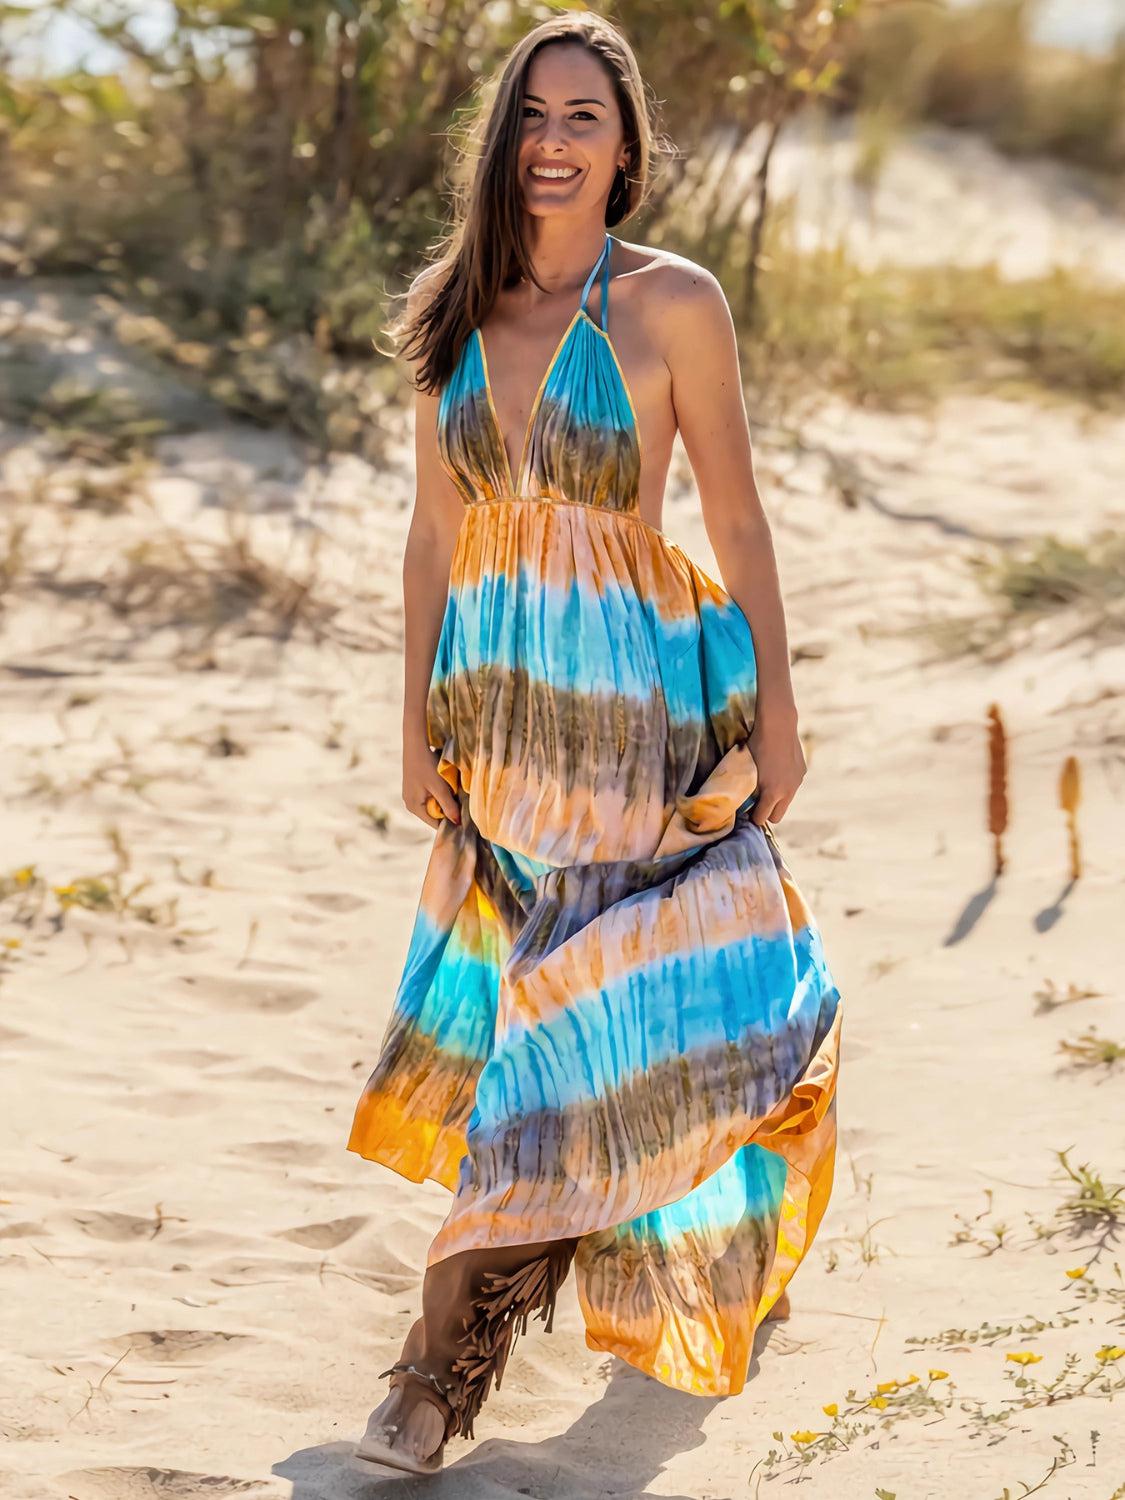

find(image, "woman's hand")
[747,703,806,827]
[402,730,461,829]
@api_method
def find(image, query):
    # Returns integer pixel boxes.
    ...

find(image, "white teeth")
[530,165,579,179]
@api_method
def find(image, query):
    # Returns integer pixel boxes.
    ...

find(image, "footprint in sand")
[104,1329,253,1363]
[152,1048,238,1069]
[119,1089,215,1117]
[277,1216,368,1250]
[337,1240,421,1294]
[231,1065,325,1088]
[175,974,317,1014]
[282,1223,422,1289]
[59,1468,281,1499]
[302,892,369,913]
[228,1139,325,1168]
[73,1210,166,1242]
[0,1219,48,1238]
[0,1023,49,1050]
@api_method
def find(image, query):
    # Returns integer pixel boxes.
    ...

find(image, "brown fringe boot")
[354,1236,578,1474]
[447,1236,579,1439]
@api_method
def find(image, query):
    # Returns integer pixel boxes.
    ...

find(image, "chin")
[523,200,588,221]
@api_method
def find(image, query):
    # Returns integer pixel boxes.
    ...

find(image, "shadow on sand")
[1034,876,1077,932]
[943,875,997,945]
[945,872,1078,947]
[273,1322,789,1500]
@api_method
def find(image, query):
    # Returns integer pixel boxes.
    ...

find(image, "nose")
[537,114,571,152]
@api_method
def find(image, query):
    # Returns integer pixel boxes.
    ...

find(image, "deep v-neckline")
[475,235,612,496]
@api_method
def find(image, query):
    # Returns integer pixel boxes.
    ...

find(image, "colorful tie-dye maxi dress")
[348,230,843,1398]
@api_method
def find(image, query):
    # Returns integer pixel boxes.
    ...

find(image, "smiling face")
[518,41,628,221]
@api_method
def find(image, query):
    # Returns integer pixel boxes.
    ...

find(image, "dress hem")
[346,1001,840,1277]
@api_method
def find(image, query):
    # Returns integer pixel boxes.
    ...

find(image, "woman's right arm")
[400,293,467,829]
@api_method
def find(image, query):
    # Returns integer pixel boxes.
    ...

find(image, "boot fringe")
[448,1239,577,1440]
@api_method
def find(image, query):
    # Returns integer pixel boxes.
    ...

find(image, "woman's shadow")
[272,1321,788,1500]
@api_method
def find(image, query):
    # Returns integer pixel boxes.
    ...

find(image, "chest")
[438,306,642,510]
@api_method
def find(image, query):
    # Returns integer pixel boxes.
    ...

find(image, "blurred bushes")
[746,212,1125,413]
[0,0,1122,449]
[842,0,1125,175]
[0,0,860,347]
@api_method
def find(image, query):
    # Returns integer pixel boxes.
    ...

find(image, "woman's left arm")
[660,263,806,827]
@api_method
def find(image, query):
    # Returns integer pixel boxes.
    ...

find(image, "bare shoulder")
[611,238,732,349]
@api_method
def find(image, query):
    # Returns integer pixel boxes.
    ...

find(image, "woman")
[349,9,843,1477]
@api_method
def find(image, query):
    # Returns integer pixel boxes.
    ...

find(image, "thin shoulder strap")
[597,231,612,331]
[578,232,612,327]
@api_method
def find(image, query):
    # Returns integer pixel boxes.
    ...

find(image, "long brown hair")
[387,11,666,396]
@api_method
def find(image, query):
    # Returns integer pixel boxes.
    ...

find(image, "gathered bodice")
[437,232,641,513]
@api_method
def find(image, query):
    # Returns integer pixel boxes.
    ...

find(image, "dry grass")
[104,524,333,642]
[0,854,176,930]
[1058,1028,1125,1071]
[949,1150,1124,1258]
[982,532,1125,619]
[50,512,396,653]
[0,349,172,464]
[919,530,1125,661]
[743,225,1125,416]
[1034,979,1105,1014]
[0,514,31,604]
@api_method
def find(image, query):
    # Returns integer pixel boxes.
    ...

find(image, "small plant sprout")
[755,1370,957,1477]
[908,1313,1077,1351]
[1058,1027,1125,1071]
[1051,1148,1125,1244]
[1033,978,1103,1014]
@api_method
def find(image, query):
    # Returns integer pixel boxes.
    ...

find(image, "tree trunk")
[744,114,783,317]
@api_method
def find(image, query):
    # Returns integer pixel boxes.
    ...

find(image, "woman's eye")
[521,106,597,122]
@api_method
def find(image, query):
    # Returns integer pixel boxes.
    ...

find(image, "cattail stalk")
[1059,755,1081,880]
[987,704,1008,877]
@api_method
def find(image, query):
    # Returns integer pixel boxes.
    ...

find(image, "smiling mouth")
[528,164,582,181]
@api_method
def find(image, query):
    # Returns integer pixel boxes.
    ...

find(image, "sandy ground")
[2,135,1124,1500]
[2,381,1123,1500]
[732,116,1125,284]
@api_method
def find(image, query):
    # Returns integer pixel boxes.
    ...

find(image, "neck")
[519,220,607,304]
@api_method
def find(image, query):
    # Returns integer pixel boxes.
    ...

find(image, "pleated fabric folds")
[348,230,843,1397]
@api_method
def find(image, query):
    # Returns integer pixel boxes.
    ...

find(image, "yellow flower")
[14,867,34,887]
[928,1369,949,1380]
[875,1380,898,1393]
[821,1403,838,1417]
[1,937,20,949]
[790,1430,819,1445]
[1095,1346,1125,1363]
[899,1373,919,1385]
[870,1396,889,1409]
[1065,1267,1087,1279]
[1005,1351,1043,1366]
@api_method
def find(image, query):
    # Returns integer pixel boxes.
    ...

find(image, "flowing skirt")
[348,498,842,1397]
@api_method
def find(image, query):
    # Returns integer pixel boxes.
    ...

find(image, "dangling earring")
[608,161,628,223]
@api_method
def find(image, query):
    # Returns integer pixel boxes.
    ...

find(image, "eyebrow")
[524,93,607,107]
